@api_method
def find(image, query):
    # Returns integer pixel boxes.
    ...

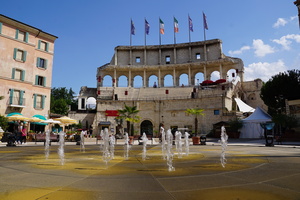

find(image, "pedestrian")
[16,121,23,144]
[21,124,27,144]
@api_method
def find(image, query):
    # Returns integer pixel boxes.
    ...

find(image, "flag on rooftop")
[131,19,135,35]
[159,18,164,34]
[188,15,193,32]
[203,12,208,30]
[174,17,179,33]
[145,19,150,35]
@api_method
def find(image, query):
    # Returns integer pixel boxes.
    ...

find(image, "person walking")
[21,124,27,144]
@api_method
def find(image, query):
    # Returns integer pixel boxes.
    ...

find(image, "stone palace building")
[72,39,266,137]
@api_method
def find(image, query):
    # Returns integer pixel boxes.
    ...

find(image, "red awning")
[201,80,214,86]
[215,79,226,84]
[105,110,119,117]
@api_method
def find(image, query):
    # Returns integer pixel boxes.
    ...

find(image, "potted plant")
[185,108,204,145]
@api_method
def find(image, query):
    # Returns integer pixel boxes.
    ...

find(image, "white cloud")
[228,45,251,55]
[252,39,275,57]
[244,60,287,82]
[272,34,300,50]
[273,18,288,28]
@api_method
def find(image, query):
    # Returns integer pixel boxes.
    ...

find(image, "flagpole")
[188,14,191,43]
[173,16,176,45]
[144,18,146,47]
[130,18,132,46]
[159,17,161,46]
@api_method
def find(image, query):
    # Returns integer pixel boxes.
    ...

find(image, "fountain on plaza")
[141,132,148,161]
[109,134,115,159]
[160,126,166,160]
[175,131,183,158]
[166,129,175,171]
[80,130,86,152]
[184,132,190,156]
[58,131,65,165]
[124,132,131,160]
[220,125,228,168]
[45,130,50,159]
[102,128,111,165]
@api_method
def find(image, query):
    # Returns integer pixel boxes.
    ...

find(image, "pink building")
[0,14,57,119]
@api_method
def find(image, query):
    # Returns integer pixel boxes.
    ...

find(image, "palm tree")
[185,108,204,136]
[117,105,140,136]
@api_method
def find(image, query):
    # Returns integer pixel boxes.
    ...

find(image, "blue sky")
[1,0,299,95]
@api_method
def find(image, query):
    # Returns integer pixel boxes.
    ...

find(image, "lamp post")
[294,0,300,28]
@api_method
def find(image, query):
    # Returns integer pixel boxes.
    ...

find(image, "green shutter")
[43,77,46,87]
[13,48,17,60]
[11,68,15,79]
[33,94,37,108]
[44,59,48,69]
[36,57,40,67]
[0,22,2,34]
[45,42,49,52]
[42,95,46,109]
[23,51,27,62]
[25,32,29,43]
[19,90,24,105]
[21,70,25,81]
[38,40,41,49]
[35,75,38,85]
[15,29,19,39]
[9,89,14,104]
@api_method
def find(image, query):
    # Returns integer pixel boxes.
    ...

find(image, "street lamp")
[294,0,300,28]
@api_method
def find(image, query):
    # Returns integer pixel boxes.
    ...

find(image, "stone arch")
[210,71,220,81]
[164,74,173,87]
[118,75,128,87]
[140,120,153,135]
[148,75,158,88]
[248,93,256,100]
[195,72,205,85]
[179,73,188,86]
[133,75,143,88]
[103,75,113,87]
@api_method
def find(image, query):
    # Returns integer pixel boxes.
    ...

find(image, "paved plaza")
[0,139,299,200]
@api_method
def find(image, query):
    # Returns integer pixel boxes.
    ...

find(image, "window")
[165,56,170,64]
[214,110,220,115]
[135,57,141,63]
[13,48,27,62]
[38,40,49,52]
[36,57,47,69]
[11,68,25,81]
[33,94,45,109]
[9,89,25,106]
[15,29,28,42]
[196,53,201,60]
[35,75,46,86]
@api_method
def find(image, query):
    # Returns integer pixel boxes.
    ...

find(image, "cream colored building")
[77,39,266,136]
[0,14,57,118]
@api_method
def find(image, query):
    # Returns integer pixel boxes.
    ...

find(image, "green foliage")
[272,114,298,130]
[50,87,77,115]
[260,69,300,115]
[0,115,9,131]
[185,108,205,135]
[228,118,243,132]
[117,105,140,136]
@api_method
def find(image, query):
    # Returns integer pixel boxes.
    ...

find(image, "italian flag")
[174,17,179,33]
[159,18,165,34]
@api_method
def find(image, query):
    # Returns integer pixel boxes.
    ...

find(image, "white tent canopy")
[240,107,272,138]
[234,98,255,113]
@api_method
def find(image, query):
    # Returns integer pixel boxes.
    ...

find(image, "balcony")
[7,97,26,108]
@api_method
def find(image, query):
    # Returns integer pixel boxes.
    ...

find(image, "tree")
[185,108,204,136]
[260,69,300,115]
[117,105,140,136]
[50,87,77,115]
[0,115,9,131]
